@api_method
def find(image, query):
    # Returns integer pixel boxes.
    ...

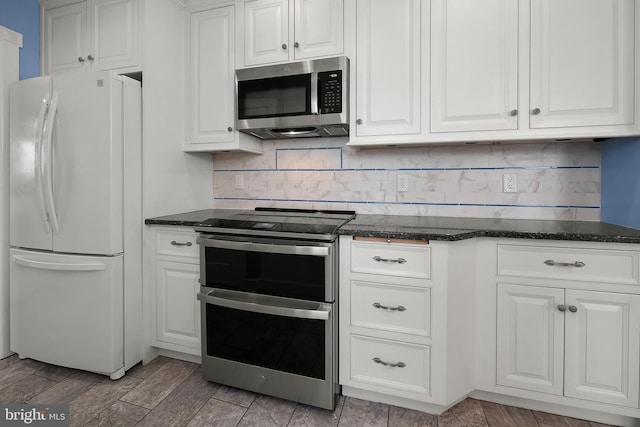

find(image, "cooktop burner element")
[195,208,356,241]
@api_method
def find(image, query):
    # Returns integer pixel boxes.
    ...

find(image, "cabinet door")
[354,0,421,138]
[89,0,139,71]
[293,0,343,60]
[43,2,88,74]
[244,0,289,66]
[156,260,201,351]
[496,284,564,395]
[188,6,236,146]
[564,290,640,407]
[430,0,518,132]
[530,0,634,128]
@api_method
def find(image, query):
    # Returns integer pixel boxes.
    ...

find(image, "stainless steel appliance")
[195,208,355,410]
[235,56,349,140]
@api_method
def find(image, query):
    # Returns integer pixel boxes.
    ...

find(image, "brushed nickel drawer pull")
[544,259,585,268]
[171,241,193,247]
[372,256,406,264]
[372,357,406,368]
[373,302,406,312]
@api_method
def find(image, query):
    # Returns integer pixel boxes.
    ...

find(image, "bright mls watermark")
[1,405,68,426]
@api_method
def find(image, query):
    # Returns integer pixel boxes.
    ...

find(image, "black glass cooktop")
[195,208,356,240]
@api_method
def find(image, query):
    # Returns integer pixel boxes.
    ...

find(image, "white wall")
[142,0,213,218]
[212,138,600,221]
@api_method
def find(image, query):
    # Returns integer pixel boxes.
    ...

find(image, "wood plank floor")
[0,354,616,427]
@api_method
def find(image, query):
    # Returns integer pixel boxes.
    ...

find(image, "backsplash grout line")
[214,197,600,209]
[214,165,599,173]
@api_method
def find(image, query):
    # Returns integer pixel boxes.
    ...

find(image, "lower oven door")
[197,288,337,410]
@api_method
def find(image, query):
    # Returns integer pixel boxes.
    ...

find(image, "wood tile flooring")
[0,354,616,426]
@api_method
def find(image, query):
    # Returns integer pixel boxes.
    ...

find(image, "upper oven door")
[197,235,337,302]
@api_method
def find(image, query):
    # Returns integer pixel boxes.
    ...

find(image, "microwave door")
[237,74,312,120]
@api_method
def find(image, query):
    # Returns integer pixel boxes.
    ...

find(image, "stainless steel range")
[195,208,355,410]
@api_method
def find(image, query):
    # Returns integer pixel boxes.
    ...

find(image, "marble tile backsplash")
[212,138,601,221]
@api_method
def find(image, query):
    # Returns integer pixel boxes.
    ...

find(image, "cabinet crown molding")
[0,26,23,46]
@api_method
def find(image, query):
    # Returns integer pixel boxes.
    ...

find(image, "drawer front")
[350,334,430,396]
[351,281,431,337]
[497,244,640,285]
[351,242,431,279]
[155,228,199,260]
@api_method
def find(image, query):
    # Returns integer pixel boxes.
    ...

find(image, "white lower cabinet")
[155,260,201,350]
[477,240,640,423]
[339,236,475,411]
[497,284,640,408]
[147,226,201,357]
[350,334,430,397]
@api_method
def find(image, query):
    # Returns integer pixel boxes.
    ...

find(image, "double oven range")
[195,208,355,410]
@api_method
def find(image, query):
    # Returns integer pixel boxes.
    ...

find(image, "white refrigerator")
[0,26,22,359]
[9,71,142,379]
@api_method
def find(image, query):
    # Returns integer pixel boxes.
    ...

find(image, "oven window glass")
[204,247,326,301]
[206,304,326,380]
[237,74,311,119]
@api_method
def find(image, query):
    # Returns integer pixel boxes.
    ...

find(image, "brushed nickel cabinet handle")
[510,109,518,116]
[544,259,585,268]
[373,302,406,312]
[78,57,85,63]
[531,107,541,115]
[282,43,287,50]
[170,241,193,247]
[568,305,578,313]
[373,357,406,368]
[87,54,94,61]
[373,256,406,264]
[557,304,567,312]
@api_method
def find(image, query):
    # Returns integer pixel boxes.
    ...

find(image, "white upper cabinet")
[430,0,518,133]
[529,0,635,129]
[42,0,140,75]
[351,0,425,139]
[242,0,343,67]
[294,0,344,60]
[184,3,262,153]
[43,2,87,74]
[244,0,288,65]
[350,0,640,147]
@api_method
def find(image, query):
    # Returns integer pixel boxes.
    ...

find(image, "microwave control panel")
[318,70,342,114]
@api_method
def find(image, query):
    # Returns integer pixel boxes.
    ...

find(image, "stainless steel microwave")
[235,56,349,140]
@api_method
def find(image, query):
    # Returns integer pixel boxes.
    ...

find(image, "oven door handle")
[197,290,331,320]
[197,238,330,257]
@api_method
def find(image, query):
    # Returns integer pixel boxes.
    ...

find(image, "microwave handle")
[311,72,319,115]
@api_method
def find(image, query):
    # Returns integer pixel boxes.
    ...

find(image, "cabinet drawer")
[351,242,431,279]
[155,228,199,260]
[350,335,430,396]
[497,244,640,285]
[351,281,431,337]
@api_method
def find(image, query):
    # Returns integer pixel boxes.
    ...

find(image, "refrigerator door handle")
[11,254,107,272]
[35,99,51,232]
[42,92,60,235]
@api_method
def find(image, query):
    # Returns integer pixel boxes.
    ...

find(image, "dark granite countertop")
[145,209,640,244]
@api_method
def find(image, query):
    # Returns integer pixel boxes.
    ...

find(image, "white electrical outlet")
[234,174,244,190]
[503,173,517,193]
[397,174,409,192]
